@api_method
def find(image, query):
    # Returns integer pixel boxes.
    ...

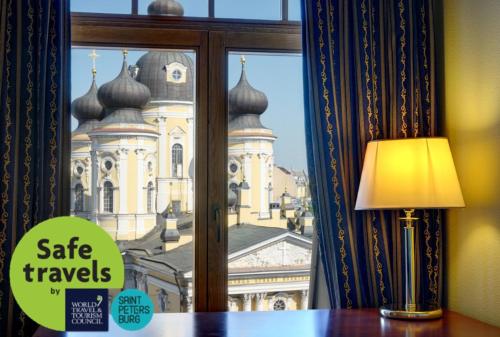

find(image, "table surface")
[34,309,500,337]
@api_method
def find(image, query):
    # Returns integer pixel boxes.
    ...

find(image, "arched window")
[172,144,183,178]
[74,184,84,212]
[147,182,154,213]
[103,181,114,213]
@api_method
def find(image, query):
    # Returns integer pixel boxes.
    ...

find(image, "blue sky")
[70,1,307,171]
[71,0,302,20]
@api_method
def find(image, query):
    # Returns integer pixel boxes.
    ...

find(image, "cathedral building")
[70,0,313,313]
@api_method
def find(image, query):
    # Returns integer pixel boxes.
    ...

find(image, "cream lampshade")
[355,137,464,210]
[355,137,464,320]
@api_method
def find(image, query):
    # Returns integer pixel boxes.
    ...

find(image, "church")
[70,0,313,313]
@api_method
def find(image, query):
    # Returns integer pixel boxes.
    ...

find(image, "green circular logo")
[9,216,124,331]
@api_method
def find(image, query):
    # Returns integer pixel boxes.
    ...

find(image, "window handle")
[213,205,222,243]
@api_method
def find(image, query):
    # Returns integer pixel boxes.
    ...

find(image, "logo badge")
[66,289,108,331]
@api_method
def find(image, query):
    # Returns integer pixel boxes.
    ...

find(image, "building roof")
[98,57,151,123]
[228,61,269,130]
[129,224,291,273]
[71,77,104,124]
[135,51,194,102]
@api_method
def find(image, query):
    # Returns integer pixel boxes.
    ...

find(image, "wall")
[443,0,500,327]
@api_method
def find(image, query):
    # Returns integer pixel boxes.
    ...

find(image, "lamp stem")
[402,209,417,312]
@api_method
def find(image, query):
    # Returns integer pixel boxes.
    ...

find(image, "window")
[104,160,113,171]
[226,52,311,311]
[71,0,302,313]
[147,182,154,213]
[273,299,286,311]
[74,184,84,212]
[71,46,197,313]
[103,181,114,213]
[172,144,183,178]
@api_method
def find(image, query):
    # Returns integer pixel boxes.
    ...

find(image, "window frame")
[172,143,184,178]
[147,181,154,213]
[103,181,114,213]
[70,12,301,312]
[74,183,84,212]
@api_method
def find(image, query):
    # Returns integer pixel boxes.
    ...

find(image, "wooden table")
[34,309,500,337]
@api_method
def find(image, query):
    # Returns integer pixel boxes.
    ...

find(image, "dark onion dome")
[98,56,151,123]
[135,51,194,102]
[228,61,268,117]
[148,0,184,16]
[71,77,104,125]
[228,59,269,130]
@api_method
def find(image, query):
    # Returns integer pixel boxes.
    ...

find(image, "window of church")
[103,181,114,213]
[273,299,286,311]
[147,182,154,213]
[73,162,85,177]
[104,160,113,171]
[100,156,115,174]
[172,144,183,178]
[74,184,84,212]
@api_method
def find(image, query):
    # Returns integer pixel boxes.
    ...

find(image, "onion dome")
[148,0,184,16]
[228,57,269,130]
[71,75,104,125]
[135,51,194,102]
[98,52,151,123]
[229,57,268,117]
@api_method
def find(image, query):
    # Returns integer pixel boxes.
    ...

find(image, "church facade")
[70,0,313,313]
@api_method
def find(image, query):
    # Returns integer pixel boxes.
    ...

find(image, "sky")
[70,1,307,172]
[70,0,302,20]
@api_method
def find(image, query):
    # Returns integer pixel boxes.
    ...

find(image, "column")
[118,148,129,213]
[301,290,309,310]
[136,149,145,213]
[157,117,169,213]
[117,148,129,238]
[243,294,253,312]
[70,182,75,213]
[186,117,194,212]
[157,117,168,177]
[186,117,193,168]
[90,150,99,223]
[256,293,266,311]
[259,153,270,218]
[242,153,252,206]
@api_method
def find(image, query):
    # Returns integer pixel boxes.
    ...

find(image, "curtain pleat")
[302,0,443,309]
[0,0,70,335]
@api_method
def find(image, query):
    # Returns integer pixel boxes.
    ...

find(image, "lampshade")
[355,137,465,210]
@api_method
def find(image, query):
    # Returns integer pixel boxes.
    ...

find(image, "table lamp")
[355,137,464,320]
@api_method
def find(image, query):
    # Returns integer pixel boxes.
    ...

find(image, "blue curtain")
[0,0,70,335]
[302,0,443,308]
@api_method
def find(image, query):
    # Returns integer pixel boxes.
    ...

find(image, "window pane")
[226,52,312,311]
[216,0,281,20]
[138,0,208,17]
[289,0,302,21]
[71,47,196,313]
[71,0,131,14]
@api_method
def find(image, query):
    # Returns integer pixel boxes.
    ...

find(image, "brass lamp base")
[380,304,443,320]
